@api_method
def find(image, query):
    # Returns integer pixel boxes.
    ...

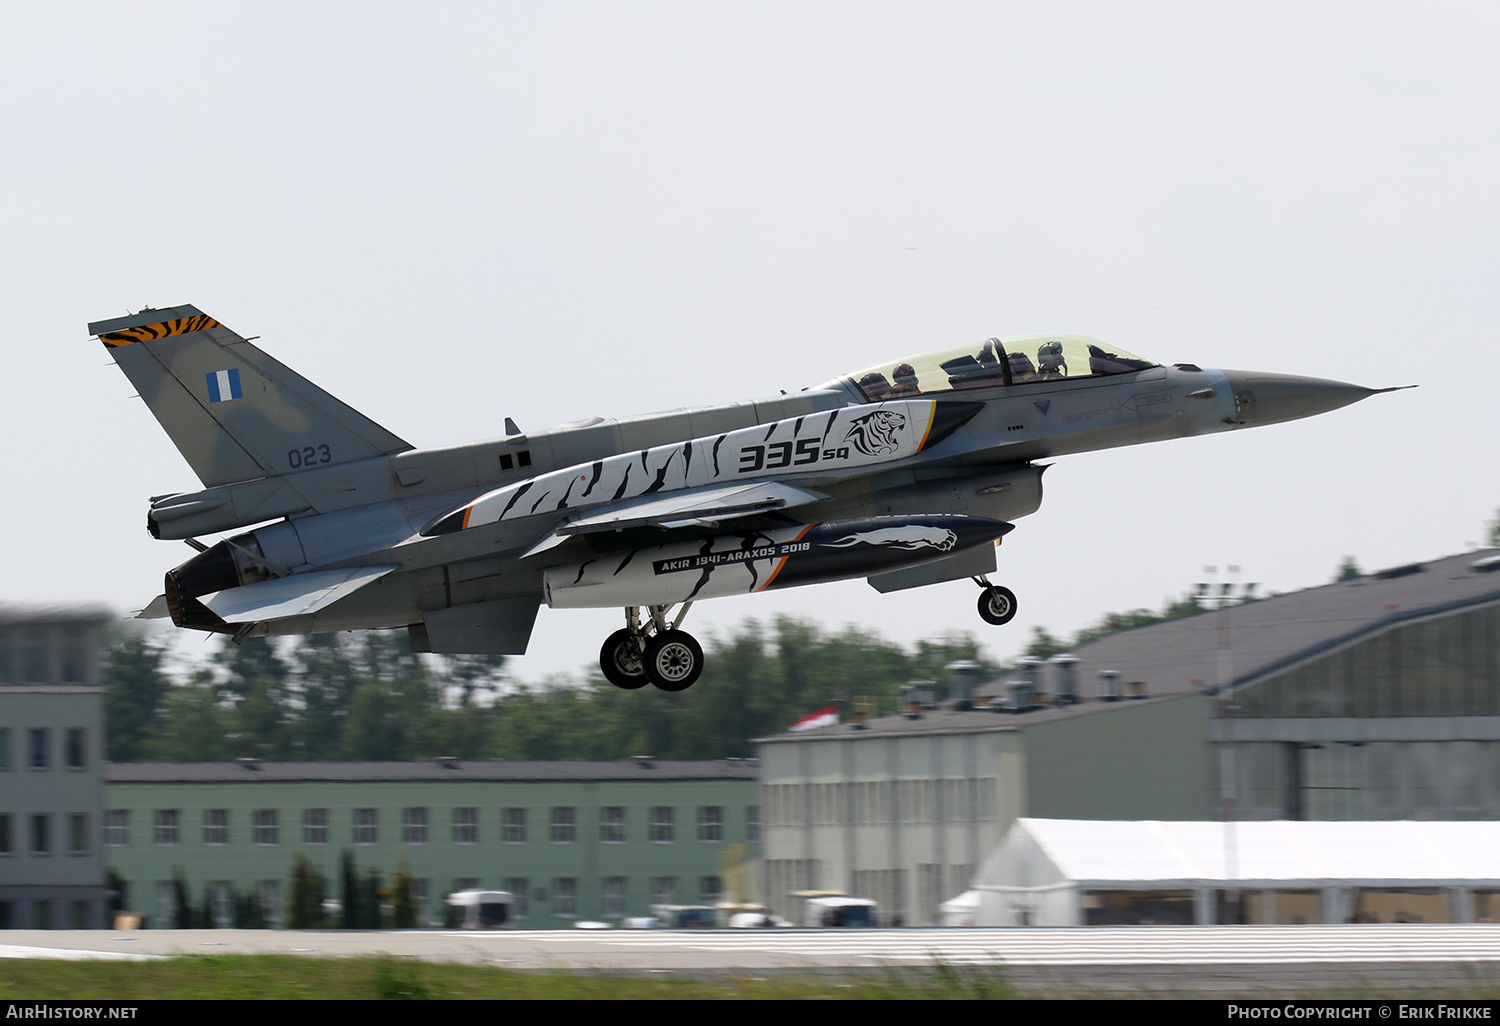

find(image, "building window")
[258,881,281,927]
[0,728,11,769]
[412,879,431,927]
[651,877,676,906]
[600,807,625,844]
[697,806,723,842]
[154,810,179,846]
[303,809,328,845]
[503,879,528,918]
[502,808,527,844]
[554,878,577,917]
[204,809,228,846]
[550,808,575,844]
[699,877,722,905]
[452,808,477,845]
[28,729,48,769]
[65,728,86,769]
[60,628,87,684]
[68,815,88,855]
[31,814,50,855]
[603,877,626,918]
[0,814,12,855]
[747,805,760,843]
[103,811,128,848]
[403,807,428,845]
[253,810,279,846]
[353,809,377,845]
[24,628,50,683]
[156,882,175,929]
[209,881,233,928]
[650,807,674,843]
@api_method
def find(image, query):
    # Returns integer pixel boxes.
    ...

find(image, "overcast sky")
[4,2,1496,682]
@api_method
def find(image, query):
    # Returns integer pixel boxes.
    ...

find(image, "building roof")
[0,603,115,626]
[104,758,759,784]
[977,818,1500,888]
[759,549,1500,743]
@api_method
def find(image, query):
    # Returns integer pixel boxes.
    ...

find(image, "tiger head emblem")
[843,409,907,457]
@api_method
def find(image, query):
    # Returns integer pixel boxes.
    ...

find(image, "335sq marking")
[737,440,850,473]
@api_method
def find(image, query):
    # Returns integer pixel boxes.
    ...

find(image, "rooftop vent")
[435,756,460,769]
[1006,679,1036,713]
[1049,653,1079,705]
[945,660,982,710]
[236,757,260,771]
[1471,554,1500,573]
[1098,670,1121,702]
[1376,562,1425,580]
[632,755,656,769]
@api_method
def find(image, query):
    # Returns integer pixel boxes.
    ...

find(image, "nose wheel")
[974,578,1018,626]
[599,604,704,692]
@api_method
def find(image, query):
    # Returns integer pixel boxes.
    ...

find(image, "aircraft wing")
[521,481,825,558]
[199,565,398,623]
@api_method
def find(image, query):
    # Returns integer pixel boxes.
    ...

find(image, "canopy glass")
[845,334,1158,402]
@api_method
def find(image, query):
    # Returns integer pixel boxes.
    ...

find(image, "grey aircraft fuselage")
[92,307,1391,684]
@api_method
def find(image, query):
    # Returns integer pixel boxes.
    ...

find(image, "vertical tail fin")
[91,305,411,487]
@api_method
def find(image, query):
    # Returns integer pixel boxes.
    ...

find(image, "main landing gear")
[599,602,704,693]
[973,577,1018,626]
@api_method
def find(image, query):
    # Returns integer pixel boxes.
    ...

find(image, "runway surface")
[4,926,1500,995]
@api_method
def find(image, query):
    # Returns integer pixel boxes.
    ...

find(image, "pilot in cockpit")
[889,362,921,396]
[1037,340,1067,378]
[857,371,894,401]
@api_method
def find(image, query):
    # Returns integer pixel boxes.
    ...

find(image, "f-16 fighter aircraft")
[93,306,1400,692]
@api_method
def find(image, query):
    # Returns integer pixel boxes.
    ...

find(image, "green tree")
[1335,556,1363,581]
[102,635,172,762]
[234,888,267,929]
[361,866,385,929]
[1488,508,1500,547]
[145,673,232,762]
[172,870,192,929]
[341,850,358,929]
[391,859,417,929]
[286,853,325,929]
[1023,626,1067,660]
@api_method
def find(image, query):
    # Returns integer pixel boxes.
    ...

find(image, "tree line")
[103,617,994,764]
[113,853,425,929]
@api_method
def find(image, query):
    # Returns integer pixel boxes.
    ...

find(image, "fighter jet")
[93,306,1400,692]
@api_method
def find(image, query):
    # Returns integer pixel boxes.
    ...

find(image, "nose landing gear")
[599,603,704,692]
[974,577,1018,626]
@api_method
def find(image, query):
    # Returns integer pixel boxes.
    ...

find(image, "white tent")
[969,819,1500,927]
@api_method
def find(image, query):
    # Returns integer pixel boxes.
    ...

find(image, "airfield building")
[0,605,114,928]
[103,759,758,928]
[756,549,1500,926]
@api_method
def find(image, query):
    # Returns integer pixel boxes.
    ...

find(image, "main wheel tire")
[978,585,1018,626]
[600,629,649,690]
[643,630,704,692]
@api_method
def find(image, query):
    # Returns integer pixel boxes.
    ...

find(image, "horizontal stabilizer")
[200,565,396,623]
[521,481,825,558]
[134,594,171,620]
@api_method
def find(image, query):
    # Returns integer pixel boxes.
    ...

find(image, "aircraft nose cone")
[1217,370,1381,428]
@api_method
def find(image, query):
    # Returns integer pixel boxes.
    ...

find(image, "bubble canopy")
[835,334,1158,403]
